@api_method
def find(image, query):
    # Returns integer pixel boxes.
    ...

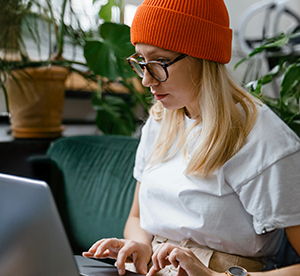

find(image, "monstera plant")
[84,22,152,136]
[235,31,300,137]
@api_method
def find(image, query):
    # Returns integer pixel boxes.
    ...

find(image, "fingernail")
[118,269,123,275]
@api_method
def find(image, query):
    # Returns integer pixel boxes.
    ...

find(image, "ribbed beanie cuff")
[131,0,233,64]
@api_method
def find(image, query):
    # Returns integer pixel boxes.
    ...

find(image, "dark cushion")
[46,135,139,253]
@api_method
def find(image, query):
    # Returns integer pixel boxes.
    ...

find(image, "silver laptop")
[0,173,142,276]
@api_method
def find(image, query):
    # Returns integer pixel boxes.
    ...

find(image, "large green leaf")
[98,1,114,22]
[280,63,300,102]
[235,31,300,137]
[84,22,135,80]
[95,0,123,22]
[92,94,136,136]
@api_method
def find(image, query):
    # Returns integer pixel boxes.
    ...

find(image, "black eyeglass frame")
[126,53,188,82]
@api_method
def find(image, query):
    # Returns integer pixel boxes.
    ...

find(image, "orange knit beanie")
[131,0,232,64]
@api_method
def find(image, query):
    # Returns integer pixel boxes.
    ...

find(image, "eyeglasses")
[127,53,187,82]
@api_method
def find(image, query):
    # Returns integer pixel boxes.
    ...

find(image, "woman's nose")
[142,69,159,87]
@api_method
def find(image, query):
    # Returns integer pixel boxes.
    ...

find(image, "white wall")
[225,0,300,82]
[226,0,300,34]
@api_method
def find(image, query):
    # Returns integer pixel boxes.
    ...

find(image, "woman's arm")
[249,225,300,276]
[251,225,300,276]
[124,181,153,245]
[286,225,300,256]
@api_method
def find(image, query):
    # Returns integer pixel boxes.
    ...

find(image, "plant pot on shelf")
[5,66,69,139]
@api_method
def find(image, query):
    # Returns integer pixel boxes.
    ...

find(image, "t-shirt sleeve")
[133,118,154,182]
[233,150,300,234]
[133,134,147,182]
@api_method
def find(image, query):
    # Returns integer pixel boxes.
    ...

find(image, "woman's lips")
[153,93,168,101]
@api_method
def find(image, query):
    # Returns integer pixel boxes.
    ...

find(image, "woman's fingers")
[116,240,146,275]
[86,239,104,253]
[150,244,195,276]
[82,238,122,259]
[82,251,95,258]
[94,238,121,258]
[131,250,148,275]
[82,240,104,257]
[147,266,160,276]
[152,243,174,270]
[157,247,173,269]
[166,246,210,276]
[134,242,153,275]
[168,247,187,267]
[151,243,162,270]
[135,259,148,275]
[83,239,150,275]
[147,259,187,276]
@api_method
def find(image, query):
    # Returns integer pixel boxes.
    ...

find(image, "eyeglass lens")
[130,60,167,82]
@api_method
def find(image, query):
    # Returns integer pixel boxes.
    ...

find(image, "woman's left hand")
[147,243,219,276]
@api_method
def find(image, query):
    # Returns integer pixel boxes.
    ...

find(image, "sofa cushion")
[46,135,139,252]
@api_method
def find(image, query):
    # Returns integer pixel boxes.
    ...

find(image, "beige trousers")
[125,235,264,275]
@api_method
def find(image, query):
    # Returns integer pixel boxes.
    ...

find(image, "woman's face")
[135,43,202,119]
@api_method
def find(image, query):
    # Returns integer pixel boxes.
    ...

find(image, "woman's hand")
[82,238,152,275]
[148,243,218,276]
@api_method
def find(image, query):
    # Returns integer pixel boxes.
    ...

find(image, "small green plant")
[235,32,300,137]
[83,0,153,136]
[84,21,152,136]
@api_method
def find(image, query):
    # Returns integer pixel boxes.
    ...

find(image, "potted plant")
[235,30,300,137]
[84,21,152,136]
[1,0,152,138]
[0,0,92,138]
[83,0,153,136]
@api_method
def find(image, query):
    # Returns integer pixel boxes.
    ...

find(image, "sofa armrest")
[28,155,55,185]
[27,155,65,199]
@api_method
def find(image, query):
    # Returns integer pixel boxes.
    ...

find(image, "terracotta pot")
[6,66,69,138]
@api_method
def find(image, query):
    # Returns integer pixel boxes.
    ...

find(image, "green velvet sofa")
[29,135,139,255]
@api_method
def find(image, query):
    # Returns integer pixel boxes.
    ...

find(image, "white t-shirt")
[133,104,300,257]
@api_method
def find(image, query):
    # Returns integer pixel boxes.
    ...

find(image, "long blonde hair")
[148,59,259,178]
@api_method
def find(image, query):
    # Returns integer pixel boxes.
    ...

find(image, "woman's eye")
[137,56,145,62]
[157,58,169,63]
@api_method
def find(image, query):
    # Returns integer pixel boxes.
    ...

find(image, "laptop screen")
[0,173,79,276]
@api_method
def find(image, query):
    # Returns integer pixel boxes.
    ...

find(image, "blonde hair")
[148,59,259,178]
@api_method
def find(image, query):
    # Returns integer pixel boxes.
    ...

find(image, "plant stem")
[56,0,68,58]
[121,79,149,112]
[0,83,9,113]
[45,0,56,60]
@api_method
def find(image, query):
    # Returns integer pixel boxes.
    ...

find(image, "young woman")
[83,0,300,275]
